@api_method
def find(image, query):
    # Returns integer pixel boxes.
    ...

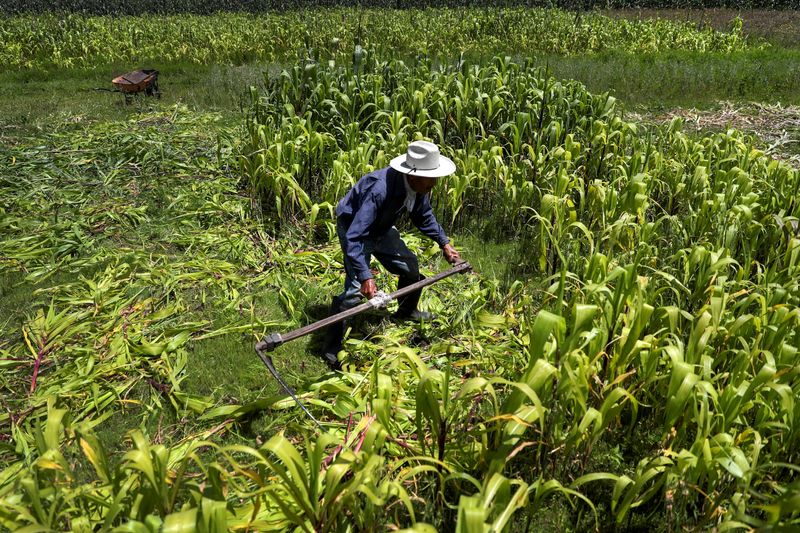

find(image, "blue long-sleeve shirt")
[335,167,450,282]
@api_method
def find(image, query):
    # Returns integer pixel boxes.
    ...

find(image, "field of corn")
[0,8,753,69]
[3,0,798,15]
[2,6,800,533]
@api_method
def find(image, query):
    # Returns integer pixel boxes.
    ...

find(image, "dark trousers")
[332,219,422,313]
[324,220,424,356]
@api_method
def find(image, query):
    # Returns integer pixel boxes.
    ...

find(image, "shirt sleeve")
[343,190,382,282]
[410,194,450,247]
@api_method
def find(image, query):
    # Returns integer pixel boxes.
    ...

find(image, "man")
[321,140,461,370]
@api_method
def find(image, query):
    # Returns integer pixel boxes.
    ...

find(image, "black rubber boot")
[394,275,436,321]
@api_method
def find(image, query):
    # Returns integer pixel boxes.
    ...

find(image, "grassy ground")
[0,63,265,138]
[543,49,800,109]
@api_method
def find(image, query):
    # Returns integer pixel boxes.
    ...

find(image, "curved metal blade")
[255,344,322,430]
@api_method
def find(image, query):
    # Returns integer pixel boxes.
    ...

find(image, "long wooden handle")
[255,261,472,353]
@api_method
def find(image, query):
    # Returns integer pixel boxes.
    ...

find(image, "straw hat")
[389,141,456,178]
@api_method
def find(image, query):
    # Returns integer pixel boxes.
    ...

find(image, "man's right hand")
[360,279,377,299]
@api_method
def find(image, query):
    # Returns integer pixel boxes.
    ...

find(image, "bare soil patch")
[630,101,800,166]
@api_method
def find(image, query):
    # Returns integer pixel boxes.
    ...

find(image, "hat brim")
[389,154,456,178]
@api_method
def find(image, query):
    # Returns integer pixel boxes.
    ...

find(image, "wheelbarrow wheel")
[145,80,161,99]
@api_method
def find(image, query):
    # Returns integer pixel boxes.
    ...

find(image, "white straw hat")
[389,141,456,178]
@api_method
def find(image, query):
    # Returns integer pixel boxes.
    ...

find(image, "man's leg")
[322,274,360,370]
[373,227,434,321]
[322,220,373,369]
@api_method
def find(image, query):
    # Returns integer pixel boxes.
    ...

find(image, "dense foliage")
[0,9,751,70]
[242,55,800,529]
[0,0,796,16]
[2,49,799,530]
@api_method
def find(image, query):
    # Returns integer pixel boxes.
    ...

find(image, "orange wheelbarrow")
[111,69,161,103]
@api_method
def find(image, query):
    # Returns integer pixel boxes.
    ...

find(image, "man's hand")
[442,243,461,264]
[360,279,377,299]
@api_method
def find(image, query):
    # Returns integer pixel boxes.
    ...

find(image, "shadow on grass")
[301,300,400,368]
[299,302,332,356]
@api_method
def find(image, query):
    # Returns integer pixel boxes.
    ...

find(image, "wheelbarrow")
[110,69,161,103]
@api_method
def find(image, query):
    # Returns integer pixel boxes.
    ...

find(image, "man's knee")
[392,242,419,277]
[337,285,364,310]
[400,254,420,279]
[340,295,362,311]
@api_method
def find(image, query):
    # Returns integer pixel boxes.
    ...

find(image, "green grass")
[452,234,528,287]
[0,272,36,336]
[0,63,264,138]
[537,48,800,109]
[0,271,81,345]
[182,288,326,404]
[93,381,181,454]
